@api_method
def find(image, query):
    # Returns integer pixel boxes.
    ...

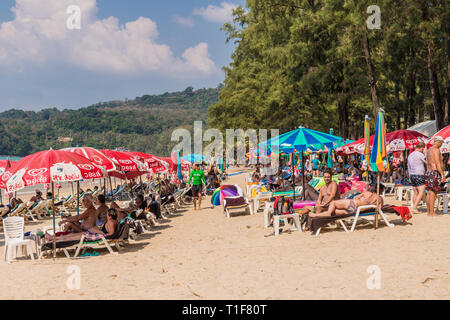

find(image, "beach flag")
[370,110,390,173]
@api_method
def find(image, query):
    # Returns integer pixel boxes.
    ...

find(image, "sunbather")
[46,208,118,243]
[309,184,385,218]
[59,194,98,232]
[301,170,340,215]
[95,194,109,224]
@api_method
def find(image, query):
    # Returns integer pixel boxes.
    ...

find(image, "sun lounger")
[313,205,394,236]
[223,196,253,218]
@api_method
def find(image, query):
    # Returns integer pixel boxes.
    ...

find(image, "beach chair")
[27,199,52,220]
[8,203,27,217]
[73,233,118,258]
[223,196,253,218]
[2,216,35,263]
[313,205,394,236]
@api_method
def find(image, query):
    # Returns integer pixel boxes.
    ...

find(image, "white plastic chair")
[3,216,35,263]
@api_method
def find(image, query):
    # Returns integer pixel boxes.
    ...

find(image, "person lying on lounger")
[308,184,385,218]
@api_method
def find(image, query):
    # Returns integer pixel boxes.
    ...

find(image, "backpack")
[273,196,294,215]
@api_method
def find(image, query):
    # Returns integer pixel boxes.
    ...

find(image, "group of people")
[407,137,447,216]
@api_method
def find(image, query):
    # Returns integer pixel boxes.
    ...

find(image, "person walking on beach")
[189,163,206,210]
[425,136,446,216]
[408,142,426,213]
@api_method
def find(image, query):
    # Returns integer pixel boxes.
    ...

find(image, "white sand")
[1,168,449,299]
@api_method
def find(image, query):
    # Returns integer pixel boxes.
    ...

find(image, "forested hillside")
[0,86,219,156]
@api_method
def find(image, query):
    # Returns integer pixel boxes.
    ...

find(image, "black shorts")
[410,174,425,187]
[192,185,202,196]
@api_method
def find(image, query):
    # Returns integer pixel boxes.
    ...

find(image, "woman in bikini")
[308,184,385,218]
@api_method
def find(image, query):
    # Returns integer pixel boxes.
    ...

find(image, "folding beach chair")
[223,196,253,218]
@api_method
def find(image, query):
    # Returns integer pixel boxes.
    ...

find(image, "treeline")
[208,0,450,139]
[0,87,219,156]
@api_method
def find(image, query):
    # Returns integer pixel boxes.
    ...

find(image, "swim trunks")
[410,174,425,187]
[425,170,441,192]
[345,200,357,214]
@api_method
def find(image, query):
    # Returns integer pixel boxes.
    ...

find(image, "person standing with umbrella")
[408,142,427,213]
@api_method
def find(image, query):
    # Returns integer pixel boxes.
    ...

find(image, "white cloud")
[193,2,238,24]
[0,0,217,77]
[172,15,194,27]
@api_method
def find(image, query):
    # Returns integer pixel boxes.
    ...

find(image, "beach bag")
[273,196,294,215]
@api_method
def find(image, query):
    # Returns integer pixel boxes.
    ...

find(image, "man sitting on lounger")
[309,184,384,218]
[302,169,340,215]
[59,194,98,232]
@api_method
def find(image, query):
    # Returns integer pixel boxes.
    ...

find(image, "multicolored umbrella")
[259,126,343,153]
[427,125,450,154]
[370,110,390,173]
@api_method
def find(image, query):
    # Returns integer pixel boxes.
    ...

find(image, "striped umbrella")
[259,126,343,153]
[364,115,371,181]
[369,110,389,229]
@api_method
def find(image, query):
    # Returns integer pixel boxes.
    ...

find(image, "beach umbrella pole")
[76,181,80,216]
[376,173,380,229]
[302,152,305,201]
[52,182,56,259]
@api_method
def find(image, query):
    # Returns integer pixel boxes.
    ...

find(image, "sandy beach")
[1,167,449,300]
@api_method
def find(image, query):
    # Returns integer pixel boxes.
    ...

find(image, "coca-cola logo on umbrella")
[28,168,48,176]
[441,137,450,153]
[121,160,133,165]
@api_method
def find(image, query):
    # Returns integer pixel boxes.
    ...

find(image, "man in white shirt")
[408,142,426,213]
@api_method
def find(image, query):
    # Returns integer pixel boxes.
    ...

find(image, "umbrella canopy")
[101,149,147,179]
[370,111,390,173]
[62,147,125,179]
[126,152,170,173]
[0,160,15,190]
[427,125,450,154]
[408,120,438,138]
[341,130,428,155]
[259,126,343,153]
[1,149,106,192]
[181,153,210,164]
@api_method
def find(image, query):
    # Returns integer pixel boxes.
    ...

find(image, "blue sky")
[0,0,245,110]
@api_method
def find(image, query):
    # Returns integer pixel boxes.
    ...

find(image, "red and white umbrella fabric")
[386,130,429,152]
[340,130,428,155]
[0,160,15,190]
[101,149,147,179]
[62,147,126,179]
[1,149,106,193]
[427,125,450,153]
[126,152,170,173]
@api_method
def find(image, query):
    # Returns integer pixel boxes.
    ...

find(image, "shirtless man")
[302,169,340,215]
[425,136,446,216]
[95,194,109,224]
[59,194,98,232]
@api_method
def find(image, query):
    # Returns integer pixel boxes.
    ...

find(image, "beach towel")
[292,200,316,210]
[223,197,247,209]
[382,205,411,222]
